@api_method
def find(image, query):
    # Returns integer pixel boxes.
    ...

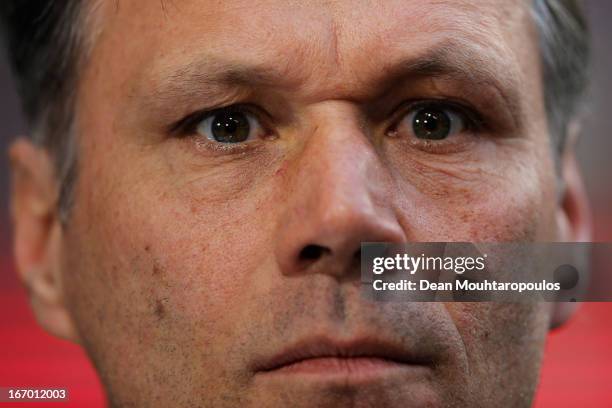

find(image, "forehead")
[95,0,528,42]
[86,0,537,90]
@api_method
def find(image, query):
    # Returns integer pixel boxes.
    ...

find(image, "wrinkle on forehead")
[90,0,531,69]
[79,0,542,141]
[139,36,524,128]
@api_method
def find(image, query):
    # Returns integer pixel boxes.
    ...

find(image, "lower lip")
[260,357,427,382]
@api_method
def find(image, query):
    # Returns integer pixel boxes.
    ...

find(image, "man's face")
[48,0,563,406]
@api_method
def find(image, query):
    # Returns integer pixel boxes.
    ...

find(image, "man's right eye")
[195,107,266,144]
[172,105,269,145]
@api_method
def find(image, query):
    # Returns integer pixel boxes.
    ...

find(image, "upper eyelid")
[390,99,484,130]
[170,99,485,137]
[169,104,266,136]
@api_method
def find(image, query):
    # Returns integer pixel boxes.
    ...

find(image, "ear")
[9,138,80,343]
[550,125,592,329]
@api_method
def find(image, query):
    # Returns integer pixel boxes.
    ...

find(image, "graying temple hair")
[532,0,590,148]
[0,0,591,219]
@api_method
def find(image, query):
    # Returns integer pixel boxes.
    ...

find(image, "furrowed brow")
[145,57,295,105]
[141,39,525,129]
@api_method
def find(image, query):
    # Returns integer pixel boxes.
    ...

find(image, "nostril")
[299,244,330,262]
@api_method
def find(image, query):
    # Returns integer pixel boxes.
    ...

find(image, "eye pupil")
[413,108,451,140]
[211,111,250,143]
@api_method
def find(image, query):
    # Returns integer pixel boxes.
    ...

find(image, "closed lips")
[254,336,434,375]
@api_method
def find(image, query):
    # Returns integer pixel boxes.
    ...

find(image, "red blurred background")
[1,1,611,407]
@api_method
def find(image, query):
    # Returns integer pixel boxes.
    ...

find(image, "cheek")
[445,302,551,405]
[390,140,558,242]
[67,130,282,318]
[71,180,275,322]
[60,157,281,397]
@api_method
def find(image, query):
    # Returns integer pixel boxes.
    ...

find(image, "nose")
[275,108,406,279]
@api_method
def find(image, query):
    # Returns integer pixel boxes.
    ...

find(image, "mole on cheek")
[152,263,163,277]
[154,299,166,320]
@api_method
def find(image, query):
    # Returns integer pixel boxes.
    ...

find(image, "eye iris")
[412,108,451,140]
[211,111,250,143]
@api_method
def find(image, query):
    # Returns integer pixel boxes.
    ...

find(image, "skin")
[9,0,592,407]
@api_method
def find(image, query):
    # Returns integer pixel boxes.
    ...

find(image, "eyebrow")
[144,39,524,126]
[405,43,521,104]
[147,59,292,106]
[379,41,524,126]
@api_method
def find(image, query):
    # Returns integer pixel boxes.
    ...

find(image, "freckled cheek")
[394,161,554,241]
[454,183,550,241]
[64,215,270,372]
[99,189,273,322]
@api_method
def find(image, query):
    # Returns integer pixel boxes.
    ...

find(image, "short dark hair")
[0,1,591,214]
[0,1,84,218]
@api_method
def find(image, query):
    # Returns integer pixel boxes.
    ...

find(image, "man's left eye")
[395,104,470,141]
[196,108,264,144]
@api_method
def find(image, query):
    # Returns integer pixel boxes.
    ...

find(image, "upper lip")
[253,335,433,373]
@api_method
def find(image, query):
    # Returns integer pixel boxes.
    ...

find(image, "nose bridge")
[275,106,406,278]
[306,112,375,216]
[298,105,389,232]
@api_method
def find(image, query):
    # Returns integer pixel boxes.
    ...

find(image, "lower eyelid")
[404,134,479,155]
[194,137,251,152]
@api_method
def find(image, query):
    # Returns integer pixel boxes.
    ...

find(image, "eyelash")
[169,99,486,144]
[169,104,270,137]
[387,99,485,135]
